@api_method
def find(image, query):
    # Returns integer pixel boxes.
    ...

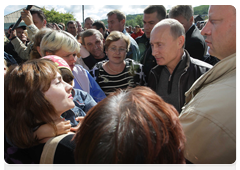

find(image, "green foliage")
[193,5,209,15]
[41,7,76,26]
[125,14,143,27]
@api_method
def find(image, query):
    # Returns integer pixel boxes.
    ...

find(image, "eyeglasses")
[108,47,127,53]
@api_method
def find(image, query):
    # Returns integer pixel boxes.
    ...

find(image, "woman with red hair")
[74,86,186,164]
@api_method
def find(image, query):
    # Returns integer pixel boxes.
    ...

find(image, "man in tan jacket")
[179,5,236,164]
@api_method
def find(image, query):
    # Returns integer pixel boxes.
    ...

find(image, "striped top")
[90,58,146,95]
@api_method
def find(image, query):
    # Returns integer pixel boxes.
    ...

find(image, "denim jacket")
[73,64,106,103]
[61,89,97,127]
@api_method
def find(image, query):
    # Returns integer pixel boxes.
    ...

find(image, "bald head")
[201,5,236,60]
[151,18,185,47]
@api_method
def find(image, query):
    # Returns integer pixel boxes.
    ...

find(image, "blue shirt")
[62,89,97,127]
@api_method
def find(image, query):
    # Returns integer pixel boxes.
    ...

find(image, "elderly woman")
[4,59,76,163]
[40,29,106,102]
[90,31,146,95]
[74,86,186,163]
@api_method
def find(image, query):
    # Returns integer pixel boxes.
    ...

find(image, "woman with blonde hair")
[40,29,106,102]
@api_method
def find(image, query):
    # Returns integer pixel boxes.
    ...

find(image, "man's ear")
[190,16,194,24]
[178,35,185,49]
[120,19,125,27]
[43,19,47,27]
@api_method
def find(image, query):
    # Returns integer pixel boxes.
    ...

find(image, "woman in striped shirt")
[90,31,146,95]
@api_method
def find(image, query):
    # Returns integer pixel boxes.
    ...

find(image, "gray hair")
[169,5,193,21]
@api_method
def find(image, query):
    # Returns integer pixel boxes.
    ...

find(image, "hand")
[21,9,34,26]
[54,118,71,135]
[8,28,16,39]
[52,23,61,30]
[70,116,85,132]
[79,45,90,58]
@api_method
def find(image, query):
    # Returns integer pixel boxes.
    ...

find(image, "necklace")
[107,62,121,74]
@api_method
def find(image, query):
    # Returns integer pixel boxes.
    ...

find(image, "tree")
[135,15,143,28]
[41,7,76,26]
[126,19,136,27]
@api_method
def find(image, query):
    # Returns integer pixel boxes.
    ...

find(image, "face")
[32,13,46,29]
[150,25,184,72]
[173,15,193,33]
[83,34,104,59]
[53,49,78,71]
[135,27,140,33]
[92,26,104,37]
[201,5,236,60]
[107,14,125,32]
[76,22,83,32]
[143,12,160,38]
[67,23,77,37]
[105,39,127,64]
[44,72,74,116]
[16,27,27,42]
[84,19,93,29]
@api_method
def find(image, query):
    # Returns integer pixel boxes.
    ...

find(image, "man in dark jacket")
[169,5,207,61]
[148,18,212,113]
[136,5,166,82]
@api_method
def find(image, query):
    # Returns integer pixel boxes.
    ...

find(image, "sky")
[4,4,199,23]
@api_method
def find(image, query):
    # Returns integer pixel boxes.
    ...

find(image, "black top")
[4,134,75,164]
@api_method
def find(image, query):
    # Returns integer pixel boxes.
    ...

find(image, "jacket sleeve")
[86,70,106,102]
[80,91,97,113]
[26,24,39,42]
[11,38,33,60]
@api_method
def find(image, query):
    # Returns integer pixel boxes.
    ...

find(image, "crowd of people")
[4,5,236,164]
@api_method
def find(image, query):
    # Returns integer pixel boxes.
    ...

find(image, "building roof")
[4,5,42,30]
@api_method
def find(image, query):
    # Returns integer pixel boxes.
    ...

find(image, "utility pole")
[82,5,84,27]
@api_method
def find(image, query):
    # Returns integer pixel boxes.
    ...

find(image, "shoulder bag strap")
[40,134,70,164]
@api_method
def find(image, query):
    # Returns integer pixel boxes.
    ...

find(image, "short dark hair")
[66,20,77,29]
[74,86,186,163]
[84,17,94,23]
[92,20,106,33]
[81,29,103,45]
[107,10,126,21]
[59,68,74,85]
[169,5,193,21]
[144,5,166,21]
[30,9,46,22]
